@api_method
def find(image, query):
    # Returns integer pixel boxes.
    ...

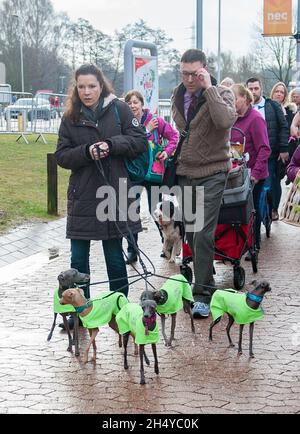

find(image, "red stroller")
[180,128,258,290]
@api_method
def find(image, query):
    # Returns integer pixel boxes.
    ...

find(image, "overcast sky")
[51,0,264,57]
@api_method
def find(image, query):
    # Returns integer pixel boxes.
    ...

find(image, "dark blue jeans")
[71,238,129,297]
[266,156,282,211]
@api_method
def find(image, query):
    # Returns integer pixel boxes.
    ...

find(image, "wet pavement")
[0,190,300,414]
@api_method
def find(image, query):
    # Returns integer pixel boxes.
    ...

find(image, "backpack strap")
[113,101,123,133]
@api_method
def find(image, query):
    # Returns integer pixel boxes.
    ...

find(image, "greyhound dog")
[59,287,129,363]
[47,268,90,356]
[150,274,195,347]
[209,280,271,358]
[116,299,159,385]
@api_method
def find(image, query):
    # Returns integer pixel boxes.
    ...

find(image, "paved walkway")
[0,194,300,414]
[0,218,67,268]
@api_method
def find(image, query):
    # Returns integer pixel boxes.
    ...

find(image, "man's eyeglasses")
[181,71,198,79]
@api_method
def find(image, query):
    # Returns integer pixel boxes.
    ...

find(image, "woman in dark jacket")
[55,64,147,309]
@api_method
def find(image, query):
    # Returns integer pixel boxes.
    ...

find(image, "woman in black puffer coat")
[55,64,148,305]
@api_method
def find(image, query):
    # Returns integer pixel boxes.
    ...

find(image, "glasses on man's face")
[181,71,198,79]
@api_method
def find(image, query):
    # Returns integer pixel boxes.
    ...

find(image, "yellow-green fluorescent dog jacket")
[116,303,159,345]
[80,291,128,329]
[53,287,75,314]
[156,274,194,315]
[210,289,264,324]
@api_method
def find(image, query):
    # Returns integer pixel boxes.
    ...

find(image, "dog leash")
[76,272,150,289]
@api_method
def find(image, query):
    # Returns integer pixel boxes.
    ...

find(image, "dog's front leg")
[139,344,146,385]
[238,324,244,355]
[152,343,159,375]
[249,322,255,358]
[163,240,171,259]
[168,313,176,346]
[160,314,169,346]
[169,243,177,263]
[83,328,98,363]
[73,314,80,356]
[184,299,195,334]
[226,314,235,348]
[62,314,73,353]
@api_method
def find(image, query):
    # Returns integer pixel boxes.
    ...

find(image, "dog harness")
[79,291,128,329]
[53,287,76,314]
[210,289,264,324]
[116,303,160,345]
[156,274,194,315]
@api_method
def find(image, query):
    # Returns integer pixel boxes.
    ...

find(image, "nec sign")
[264,0,292,36]
[267,12,288,23]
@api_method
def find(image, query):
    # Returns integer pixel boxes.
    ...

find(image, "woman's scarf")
[81,97,104,123]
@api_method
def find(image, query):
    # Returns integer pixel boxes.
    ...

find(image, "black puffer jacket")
[55,95,148,240]
[265,98,289,157]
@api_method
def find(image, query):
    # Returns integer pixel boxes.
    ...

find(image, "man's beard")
[254,94,261,104]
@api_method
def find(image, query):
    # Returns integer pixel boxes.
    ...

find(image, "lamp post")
[217,0,222,84]
[12,14,24,93]
[196,0,203,50]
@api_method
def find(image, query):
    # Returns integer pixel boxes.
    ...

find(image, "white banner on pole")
[133,55,159,114]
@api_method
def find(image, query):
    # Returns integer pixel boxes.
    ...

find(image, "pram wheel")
[233,265,245,290]
[180,264,193,284]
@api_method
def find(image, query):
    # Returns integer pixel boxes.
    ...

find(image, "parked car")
[4,98,56,121]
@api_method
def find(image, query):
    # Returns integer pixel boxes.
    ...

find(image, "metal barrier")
[0,90,67,142]
[0,91,172,141]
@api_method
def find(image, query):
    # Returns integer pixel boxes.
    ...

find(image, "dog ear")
[58,272,64,282]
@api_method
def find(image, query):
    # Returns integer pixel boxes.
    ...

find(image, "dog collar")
[246,293,263,303]
[75,300,93,313]
[143,314,157,336]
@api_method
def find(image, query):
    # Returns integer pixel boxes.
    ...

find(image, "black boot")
[125,252,138,265]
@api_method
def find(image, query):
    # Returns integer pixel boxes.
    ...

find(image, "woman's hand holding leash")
[89,142,110,160]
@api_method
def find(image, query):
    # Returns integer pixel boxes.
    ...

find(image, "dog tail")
[47,313,57,341]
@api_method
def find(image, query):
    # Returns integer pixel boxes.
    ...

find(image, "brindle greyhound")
[209,280,271,358]
[47,268,90,356]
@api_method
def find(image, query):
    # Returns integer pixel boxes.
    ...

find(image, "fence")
[0,91,172,142]
[0,90,67,142]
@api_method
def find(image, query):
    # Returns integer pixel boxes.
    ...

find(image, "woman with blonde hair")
[231,84,271,257]
[270,82,298,182]
[270,81,297,128]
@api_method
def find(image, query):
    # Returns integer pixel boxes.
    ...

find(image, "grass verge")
[0,134,69,234]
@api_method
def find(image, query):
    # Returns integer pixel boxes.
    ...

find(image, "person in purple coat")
[287,144,300,182]
[231,84,271,256]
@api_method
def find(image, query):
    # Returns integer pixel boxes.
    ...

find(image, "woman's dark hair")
[64,64,113,122]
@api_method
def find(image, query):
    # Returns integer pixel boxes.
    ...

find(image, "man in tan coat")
[172,49,237,318]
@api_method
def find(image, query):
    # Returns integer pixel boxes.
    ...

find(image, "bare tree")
[251,20,296,92]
